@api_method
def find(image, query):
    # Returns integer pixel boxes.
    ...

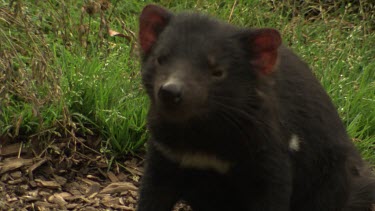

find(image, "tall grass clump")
[0,3,63,140]
[0,0,148,155]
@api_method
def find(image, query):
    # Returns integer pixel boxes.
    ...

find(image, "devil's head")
[139,5,281,123]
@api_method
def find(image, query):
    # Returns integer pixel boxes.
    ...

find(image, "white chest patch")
[289,134,300,151]
[153,142,231,174]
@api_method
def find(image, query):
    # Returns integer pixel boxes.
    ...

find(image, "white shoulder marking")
[153,142,231,174]
[289,134,300,151]
[179,152,231,174]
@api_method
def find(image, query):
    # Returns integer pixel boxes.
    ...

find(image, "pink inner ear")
[253,29,281,52]
[250,29,281,74]
[254,51,278,75]
[139,5,170,54]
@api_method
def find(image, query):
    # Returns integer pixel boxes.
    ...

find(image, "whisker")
[214,109,252,142]
[210,94,258,102]
[209,99,279,141]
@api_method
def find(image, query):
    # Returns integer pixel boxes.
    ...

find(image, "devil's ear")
[242,28,282,75]
[139,4,172,55]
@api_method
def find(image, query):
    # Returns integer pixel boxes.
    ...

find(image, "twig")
[228,0,237,22]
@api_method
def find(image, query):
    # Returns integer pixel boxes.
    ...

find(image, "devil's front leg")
[237,149,292,211]
[137,143,182,211]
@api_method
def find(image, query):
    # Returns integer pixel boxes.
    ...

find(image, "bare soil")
[0,137,191,211]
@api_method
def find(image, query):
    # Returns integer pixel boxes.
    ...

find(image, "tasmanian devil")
[136,4,375,211]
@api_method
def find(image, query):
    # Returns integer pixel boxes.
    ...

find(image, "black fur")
[137,5,375,211]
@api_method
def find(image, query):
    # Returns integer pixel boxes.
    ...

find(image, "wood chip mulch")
[0,138,192,211]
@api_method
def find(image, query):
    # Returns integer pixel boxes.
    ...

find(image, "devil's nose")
[158,83,183,106]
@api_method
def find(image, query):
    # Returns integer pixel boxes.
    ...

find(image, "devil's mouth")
[155,102,208,122]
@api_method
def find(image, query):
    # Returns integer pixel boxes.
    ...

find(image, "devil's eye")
[212,70,224,78]
[211,68,225,79]
[155,55,168,66]
[207,55,226,79]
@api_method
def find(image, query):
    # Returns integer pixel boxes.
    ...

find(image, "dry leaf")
[100,182,137,194]
[108,29,131,42]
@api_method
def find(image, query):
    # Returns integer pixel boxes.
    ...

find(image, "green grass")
[0,0,148,154]
[1,0,374,163]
